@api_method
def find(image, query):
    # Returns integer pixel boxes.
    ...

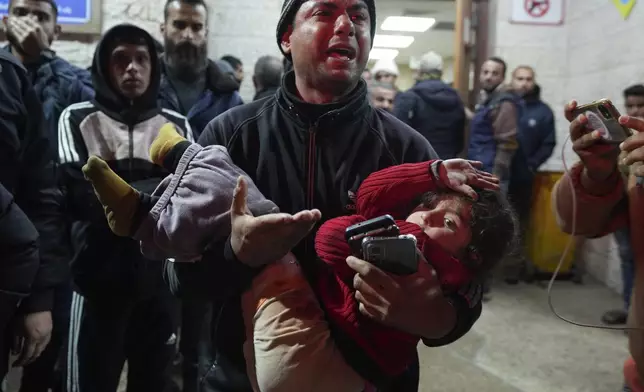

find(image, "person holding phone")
[552,100,644,392]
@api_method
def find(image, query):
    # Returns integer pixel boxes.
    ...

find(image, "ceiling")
[372,0,457,66]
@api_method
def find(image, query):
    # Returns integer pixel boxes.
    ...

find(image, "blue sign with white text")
[0,0,91,24]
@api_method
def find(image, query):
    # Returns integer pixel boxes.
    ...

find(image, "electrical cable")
[547,134,642,331]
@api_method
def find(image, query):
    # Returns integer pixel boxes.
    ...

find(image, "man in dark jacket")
[252,55,283,101]
[172,0,484,391]
[0,48,66,383]
[468,56,521,196]
[507,65,555,282]
[468,57,522,289]
[57,24,192,392]
[158,0,243,139]
[3,0,94,148]
[394,51,465,159]
[0,183,40,382]
[3,1,94,389]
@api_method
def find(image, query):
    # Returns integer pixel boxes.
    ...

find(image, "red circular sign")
[525,0,550,17]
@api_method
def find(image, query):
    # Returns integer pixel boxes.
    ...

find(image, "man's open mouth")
[327,46,357,60]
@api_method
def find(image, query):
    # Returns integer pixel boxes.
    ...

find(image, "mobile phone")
[345,215,399,254]
[361,235,418,276]
[571,98,633,143]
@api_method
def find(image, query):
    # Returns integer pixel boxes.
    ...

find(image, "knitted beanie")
[276,0,376,59]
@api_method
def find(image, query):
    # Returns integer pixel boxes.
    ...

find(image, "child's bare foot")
[150,123,187,166]
[82,156,140,236]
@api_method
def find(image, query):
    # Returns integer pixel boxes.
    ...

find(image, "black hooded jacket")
[393,79,466,159]
[0,182,39,329]
[173,71,483,391]
[57,24,192,300]
[0,48,67,316]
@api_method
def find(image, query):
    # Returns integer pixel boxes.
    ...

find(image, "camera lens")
[598,105,611,119]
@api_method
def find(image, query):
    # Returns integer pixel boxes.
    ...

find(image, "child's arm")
[356,160,442,219]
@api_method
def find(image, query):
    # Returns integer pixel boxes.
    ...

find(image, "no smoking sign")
[511,0,564,25]
[525,0,550,17]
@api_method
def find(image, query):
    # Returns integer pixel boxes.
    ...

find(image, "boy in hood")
[56,24,192,392]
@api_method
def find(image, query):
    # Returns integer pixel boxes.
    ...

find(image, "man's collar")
[277,70,369,127]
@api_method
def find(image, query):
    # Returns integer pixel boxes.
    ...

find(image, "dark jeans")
[19,282,72,392]
[505,178,534,279]
[180,300,212,392]
[72,288,176,392]
[615,226,635,310]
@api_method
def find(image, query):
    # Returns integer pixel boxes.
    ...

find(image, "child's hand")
[438,159,500,200]
[230,177,322,267]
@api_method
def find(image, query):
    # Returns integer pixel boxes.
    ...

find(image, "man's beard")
[164,39,207,78]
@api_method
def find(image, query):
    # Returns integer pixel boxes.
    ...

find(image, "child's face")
[406,196,472,256]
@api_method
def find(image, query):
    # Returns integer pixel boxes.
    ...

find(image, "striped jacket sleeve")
[57,102,106,223]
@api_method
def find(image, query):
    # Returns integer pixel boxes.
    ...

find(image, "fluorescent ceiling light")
[381,16,436,32]
[373,34,415,49]
[369,48,399,61]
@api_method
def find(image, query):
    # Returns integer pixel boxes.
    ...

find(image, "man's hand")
[4,16,50,57]
[12,311,52,367]
[619,115,644,177]
[439,159,500,200]
[565,100,619,182]
[347,253,457,339]
[230,176,321,267]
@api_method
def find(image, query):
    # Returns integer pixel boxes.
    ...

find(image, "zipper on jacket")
[302,125,317,262]
[127,100,134,176]
[128,124,134,176]
[306,125,317,210]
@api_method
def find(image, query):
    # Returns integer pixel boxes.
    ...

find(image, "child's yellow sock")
[150,123,187,166]
[82,156,140,237]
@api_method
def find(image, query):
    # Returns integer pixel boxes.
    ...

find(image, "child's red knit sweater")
[314,160,474,378]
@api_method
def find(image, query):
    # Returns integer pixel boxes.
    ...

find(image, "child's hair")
[419,189,519,275]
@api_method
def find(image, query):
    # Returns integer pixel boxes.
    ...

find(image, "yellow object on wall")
[525,171,576,273]
[613,0,637,20]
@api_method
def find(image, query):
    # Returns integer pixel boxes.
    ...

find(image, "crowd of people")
[0,0,641,391]
[362,52,558,291]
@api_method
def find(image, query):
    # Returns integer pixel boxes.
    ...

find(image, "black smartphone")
[361,235,418,276]
[345,215,399,255]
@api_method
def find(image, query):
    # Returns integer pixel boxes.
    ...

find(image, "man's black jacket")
[0,50,67,315]
[174,72,483,391]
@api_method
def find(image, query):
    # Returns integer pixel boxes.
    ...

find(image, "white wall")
[490,0,644,292]
[46,0,283,102]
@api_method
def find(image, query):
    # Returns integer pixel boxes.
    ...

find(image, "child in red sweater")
[82,125,517,392]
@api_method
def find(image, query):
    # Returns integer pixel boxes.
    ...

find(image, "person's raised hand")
[4,16,49,57]
[230,176,321,267]
[618,115,644,177]
[565,100,619,182]
[438,159,500,200]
